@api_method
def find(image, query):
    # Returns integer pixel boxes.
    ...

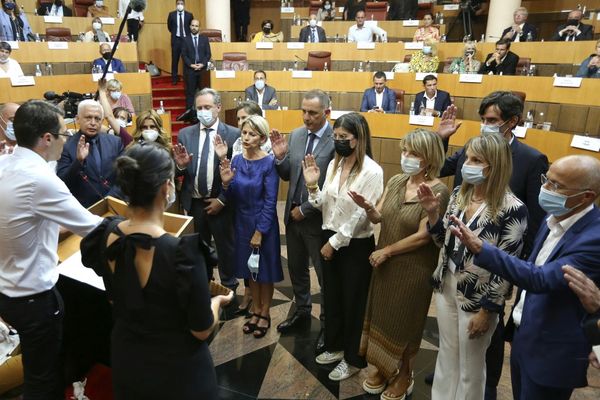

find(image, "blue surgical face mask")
[197,109,214,126]
[480,119,509,136]
[247,248,260,280]
[461,163,487,185]
[401,155,422,176]
[422,46,432,55]
[538,186,584,217]
[4,2,15,11]
[4,121,15,141]
[110,91,121,101]
[254,79,265,91]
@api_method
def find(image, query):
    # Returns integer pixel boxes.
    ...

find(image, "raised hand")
[302,154,320,187]
[437,104,462,140]
[417,183,441,216]
[173,143,193,169]
[219,157,236,186]
[76,135,89,163]
[448,215,483,255]
[269,129,288,160]
[348,190,373,210]
[213,134,228,160]
[563,265,600,314]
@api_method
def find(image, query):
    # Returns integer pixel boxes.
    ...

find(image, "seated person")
[478,38,518,75]
[501,7,537,42]
[413,12,439,43]
[348,10,387,43]
[317,0,336,21]
[299,14,327,43]
[38,0,72,16]
[105,78,135,114]
[413,74,451,117]
[232,100,271,158]
[244,70,278,110]
[0,0,33,41]
[130,109,171,151]
[251,19,283,42]
[551,9,593,42]
[409,40,439,73]
[446,41,481,74]
[83,17,111,42]
[359,70,396,113]
[87,0,112,18]
[0,41,23,78]
[576,39,600,79]
[93,43,126,73]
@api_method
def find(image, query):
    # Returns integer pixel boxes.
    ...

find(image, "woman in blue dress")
[219,115,283,338]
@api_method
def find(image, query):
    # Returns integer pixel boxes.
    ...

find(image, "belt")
[0,287,55,301]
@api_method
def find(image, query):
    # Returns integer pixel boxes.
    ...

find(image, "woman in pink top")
[106,78,135,115]
[413,13,440,43]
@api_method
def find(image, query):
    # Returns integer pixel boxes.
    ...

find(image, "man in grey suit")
[270,89,335,352]
[173,88,240,290]
[244,70,279,110]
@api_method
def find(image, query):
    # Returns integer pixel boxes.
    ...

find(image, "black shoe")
[276,312,311,334]
[314,328,325,354]
[424,371,434,385]
[234,299,252,317]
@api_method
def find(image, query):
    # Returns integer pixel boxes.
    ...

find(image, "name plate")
[281,7,294,13]
[92,72,114,82]
[444,4,460,10]
[215,70,235,79]
[255,41,274,49]
[338,7,344,13]
[356,42,375,50]
[364,20,378,28]
[571,135,600,152]
[6,41,18,49]
[459,73,483,83]
[287,42,305,49]
[402,20,419,27]
[48,42,68,49]
[100,17,115,25]
[330,110,352,120]
[292,70,312,78]
[409,115,434,126]
[553,76,582,88]
[10,76,35,86]
[513,126,527,138]
[416,72,437,81]
[43,16,63,23]
[404,42,423,50]
[384,71,395,80]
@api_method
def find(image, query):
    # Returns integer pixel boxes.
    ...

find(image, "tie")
[89,138,102,174]
[178,12,184,37]
[293,133,317,205]
[197,128,212,196]
[305,132,316,155]
[194,36,199,63]
[311,28,316,43]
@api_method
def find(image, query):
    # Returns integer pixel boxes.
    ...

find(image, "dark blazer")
[181,34,211,70]
[92,57,126,73]
[479,51,519,75]
[440,137,548,257]
[299,25,327,42]
[167,10,194,39]
[474,206,600,390]
[551,22,594,41]
[244,84,279,110]
[57,132,124,208]
[413,89,452,117]
[360,87,397,113]
[37,4,73,16]
[501,22,537,42]
[176,121,240,212]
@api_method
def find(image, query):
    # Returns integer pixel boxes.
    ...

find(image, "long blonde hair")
[402,129,445,179]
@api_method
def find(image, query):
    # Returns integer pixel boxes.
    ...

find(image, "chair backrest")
[511,91,527,104]
[393,89,405,113]
[200,29,223,42]
[45,27,72,42]
[73,0,94,17]
[307,51,331,71]
[416,2,433,20]
[309,1,322,16]
[516,57,531,75]
[364,1,388,21]
[222,52,248,71]
[403,54,412,63]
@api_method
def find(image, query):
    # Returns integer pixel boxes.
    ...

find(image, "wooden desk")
[9,41,138,63]
[28,15,123,36]
[289,21,447,40]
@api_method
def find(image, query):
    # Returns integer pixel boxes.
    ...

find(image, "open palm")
[219,158,236,185]
[269,129,288,160]
[214,134,228,160]
[302,154,320,187]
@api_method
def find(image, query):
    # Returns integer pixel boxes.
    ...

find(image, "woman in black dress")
[81,143,232,400]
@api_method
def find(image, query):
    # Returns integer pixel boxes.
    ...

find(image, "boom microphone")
[128,0,146,13]
[43,91,62,101]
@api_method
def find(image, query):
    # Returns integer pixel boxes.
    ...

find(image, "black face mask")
[589,65,599,75]
[567,19,580,26]
[54,0,63,6]
[334,139,355,157]
[101,52,111,60]
[262,27,271,34]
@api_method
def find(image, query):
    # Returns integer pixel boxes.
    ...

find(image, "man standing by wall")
[167,0,193,85]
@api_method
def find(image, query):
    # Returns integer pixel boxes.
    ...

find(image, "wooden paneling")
[289,21,446,41]
[9,41,138,63]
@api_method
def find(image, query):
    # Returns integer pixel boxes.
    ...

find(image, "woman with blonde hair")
[106,79,135,114]
[131,110,171,151]
[409,40,439,73]
[418,134,528,400]
[447,41,481,74]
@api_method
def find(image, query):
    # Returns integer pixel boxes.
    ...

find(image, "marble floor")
[208,202,600,400]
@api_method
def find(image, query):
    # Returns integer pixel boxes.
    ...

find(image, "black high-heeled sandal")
[243,313,259,334]
[253,315,271,339]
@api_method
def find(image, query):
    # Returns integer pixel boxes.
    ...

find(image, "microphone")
[294,54,306,63]
[44,91,61,101]
[128,0,146,13]
[26,32,36,42]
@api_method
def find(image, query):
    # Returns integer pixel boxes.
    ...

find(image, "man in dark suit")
[182,19,211,110]
[167,0,193,85]
[57,100,124,207]
[501,7,537,42]
[269,90,335,352]
[173,88,240,290]
[360,71,397,113]
[37,0,72,16]
[479,39,519,75]
[299,14,327,43]
[231,0,250,42]
[92,43,126,73]
[451,154,600,400]
[551,9,594,42]
[244,70,278,110]
[413,74,452,117]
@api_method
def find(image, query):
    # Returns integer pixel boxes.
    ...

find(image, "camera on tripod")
[43,91,95,119]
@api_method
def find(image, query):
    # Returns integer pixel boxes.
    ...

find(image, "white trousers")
[431,272,499,400]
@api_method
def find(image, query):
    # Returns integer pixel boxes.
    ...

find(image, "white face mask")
[197,109,214,126]
[480,120,508,136]
[95,0,103,7]
[401,155,423,176]
[110,91,121,101]
[423,46,432,55]
[0,53,9,63]
[165,180,176,209]
[176,4,184,12]
[254,79,265,91]
[92,22,102,30]
[142,129,159,142]
[4,120,15,141]
[461,163,487,185]
[324,4,331,10]
[309,19,317,27]
[247,248,260,280]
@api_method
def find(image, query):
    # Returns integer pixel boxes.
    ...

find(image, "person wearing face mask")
[576,38,600,78]
[83,17,110,42]
[418,133,528,400]
[97,80,134,147]
[86,0,111,18]
[299,14,327,43]
[317,0,336,21]
[0,102,18,156]
[0,41,23,79]
[182,19,211,111]
[251,19,283,42]
[302,112,383,382]
[244,70,279,110]
[173,88,240,292]
[80,143,232,400]
[0,0,33,42]
[408,40,439,73]
[131,110,172,152]
[37,0,72,16]
[413,12,440,43]
[104,78,134,117]
[446,154,600,400]
[167,0,193,85]
[479,38,519,75]
[93,43,126,73]
[447,41,481,74]
[349,129,449,399]
[552,9,593,42]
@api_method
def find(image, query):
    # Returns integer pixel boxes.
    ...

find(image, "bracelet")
[306,183,319,191]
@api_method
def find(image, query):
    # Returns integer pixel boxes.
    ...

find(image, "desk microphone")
[294,54,307,63]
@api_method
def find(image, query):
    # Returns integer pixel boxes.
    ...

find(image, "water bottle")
[528,65,536,76]
[439,13,444,25]
[293,60,298,70]
[370,14,374,21]
[323,62,328,71]
[524,110,534,128]
[157,101,165,115]
[396,101,401,113]
[45,63,53,76]
[480,34,485,42]
[334,33,339,43]
[358,61,363,72]
[34,7,37,16]
[526,32,533,42]
[343,34,347,43]
[440,34,447,43]
[35,33,41,42]
[409,103,415,116]
[35,64,42,77]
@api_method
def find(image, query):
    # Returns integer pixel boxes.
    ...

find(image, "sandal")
[253,315,271,338]
[243,313,259,334]
[363,368,398,395]
[380,376,414,400]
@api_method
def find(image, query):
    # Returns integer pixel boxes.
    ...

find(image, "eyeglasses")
[540,173,587,192]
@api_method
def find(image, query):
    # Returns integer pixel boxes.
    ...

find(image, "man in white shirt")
[347,10,387,43]
[0,100,102,399]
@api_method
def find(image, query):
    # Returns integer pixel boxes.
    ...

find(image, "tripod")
[445,0,474,41]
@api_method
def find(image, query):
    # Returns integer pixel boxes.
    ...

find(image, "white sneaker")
[315,350,344,365]
[328,359,360,381]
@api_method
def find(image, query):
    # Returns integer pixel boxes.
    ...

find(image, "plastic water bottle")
[35,64,42,77]
[440,35,447,43]
[35,33,41,42]
[358,61,363,72]
[439,13,444,25]
[526,32,533,42]
[323,62,328,71]
[45,63,53,76]
[409,103,415,116]
[157,101,165,115]
[293,60,298,70]
[365,60,371,72]
[524,110,534,128]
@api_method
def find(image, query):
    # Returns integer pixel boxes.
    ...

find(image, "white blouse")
[309,155,383,250]
[0,58,23,79]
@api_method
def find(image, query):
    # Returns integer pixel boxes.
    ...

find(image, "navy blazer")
[299,25,327,42]
[440,137,548,257]
[501,22,537,42]
[474,206,600,390]
[167,10,194,40]
[360,87,397,113]
[245,85,279,110]
[37,4,73,16]
[413,89,452,117]
[93,57,126,73]
[551,22,594,41]
[181,34,211,70]
[177,121,240,212]
[479,51,519,75]
[56,132,124,208]
[0,11,33,41]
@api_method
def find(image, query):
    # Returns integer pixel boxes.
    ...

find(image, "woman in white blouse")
[0,41,23,79]
[303,112,384,382]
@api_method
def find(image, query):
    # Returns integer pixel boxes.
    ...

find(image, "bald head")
[551,155,600,197]
[0,102,19,144]
[190,19,200,35]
